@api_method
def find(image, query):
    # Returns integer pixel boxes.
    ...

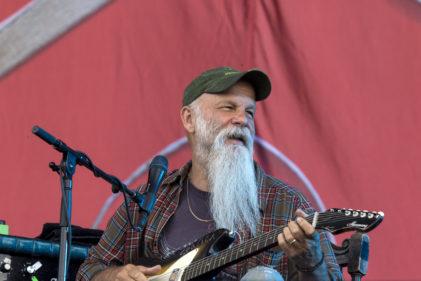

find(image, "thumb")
[138,264,161,274]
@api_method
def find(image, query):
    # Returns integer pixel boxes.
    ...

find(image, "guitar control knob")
[0,257,11,272]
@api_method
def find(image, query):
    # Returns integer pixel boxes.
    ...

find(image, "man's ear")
[180,106,195,133]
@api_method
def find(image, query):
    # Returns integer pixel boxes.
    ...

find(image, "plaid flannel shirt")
[76,161,343,280]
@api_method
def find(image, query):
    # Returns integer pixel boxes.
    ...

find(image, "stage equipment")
[0,234,89,281]
[32,126,168,281]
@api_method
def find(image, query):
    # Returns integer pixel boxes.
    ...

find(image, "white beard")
[194,110,260,235]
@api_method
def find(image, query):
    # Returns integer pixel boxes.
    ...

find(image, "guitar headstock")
[316,208,384,234]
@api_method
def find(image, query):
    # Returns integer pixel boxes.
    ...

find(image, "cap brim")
[241,70,271,101]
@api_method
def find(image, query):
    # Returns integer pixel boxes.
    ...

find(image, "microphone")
[146,155,168,194]
[138,155,168,213]
[135,155,168,230]
[348,232,369,278]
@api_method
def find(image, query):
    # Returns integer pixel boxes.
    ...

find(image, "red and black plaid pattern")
[76,162,343,280]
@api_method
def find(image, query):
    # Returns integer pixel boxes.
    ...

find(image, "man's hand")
[277,209,324,270]
[92,264,161,281]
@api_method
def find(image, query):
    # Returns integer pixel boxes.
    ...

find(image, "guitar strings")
[187,223,368,277]
[184,212,378,278]
[154,212,379,280]
[184,216,303,275]
[186,216,375,277]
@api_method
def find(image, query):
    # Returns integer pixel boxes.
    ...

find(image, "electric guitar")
[147,208,384,281]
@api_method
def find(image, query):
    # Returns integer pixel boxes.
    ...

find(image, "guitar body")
[148,229,234,281]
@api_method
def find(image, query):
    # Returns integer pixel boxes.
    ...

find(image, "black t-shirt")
[159,181,237,280]
[160,180,215,256]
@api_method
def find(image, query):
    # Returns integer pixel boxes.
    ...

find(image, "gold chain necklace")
[186,181,213,223]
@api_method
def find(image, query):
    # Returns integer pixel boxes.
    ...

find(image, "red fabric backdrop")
[1,1,421,280]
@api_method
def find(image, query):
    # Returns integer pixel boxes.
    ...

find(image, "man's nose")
[231,111,248,127]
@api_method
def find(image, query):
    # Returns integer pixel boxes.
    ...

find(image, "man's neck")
[189,154,210,192]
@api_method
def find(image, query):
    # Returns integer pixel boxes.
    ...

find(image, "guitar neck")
[182,214,315,280]
[181,208,384,280]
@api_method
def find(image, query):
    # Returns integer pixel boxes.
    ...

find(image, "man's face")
[186,81,260,233]
[191,81,256,149]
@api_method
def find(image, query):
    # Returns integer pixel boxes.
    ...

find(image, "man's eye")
[247,111,255,118]
[221,106,234,110]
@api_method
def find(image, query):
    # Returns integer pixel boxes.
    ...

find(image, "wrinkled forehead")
[198,81,257,105]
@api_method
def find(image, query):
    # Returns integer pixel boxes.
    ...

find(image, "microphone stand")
[32,125,162,281]
[53,150,76,281]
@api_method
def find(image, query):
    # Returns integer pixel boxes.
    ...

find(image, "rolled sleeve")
[76,203,130,281]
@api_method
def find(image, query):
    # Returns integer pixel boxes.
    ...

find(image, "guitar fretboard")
[181,213,315,280]
[180,208,381,280]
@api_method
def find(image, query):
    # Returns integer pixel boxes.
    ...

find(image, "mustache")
[219,126,253,147]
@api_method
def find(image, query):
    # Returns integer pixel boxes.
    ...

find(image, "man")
[77,67,343,281]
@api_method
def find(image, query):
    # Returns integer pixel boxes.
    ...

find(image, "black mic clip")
[49,162,61,175]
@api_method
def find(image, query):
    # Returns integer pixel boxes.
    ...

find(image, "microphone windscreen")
[150,155,168,170]
[147,155,168,193]
[241,266,284,281]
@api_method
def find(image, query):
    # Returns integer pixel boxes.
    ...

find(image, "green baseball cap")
[183,66,271,106]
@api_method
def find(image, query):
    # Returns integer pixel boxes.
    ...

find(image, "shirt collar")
[161,160,192,186]
[253,161,265,189]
